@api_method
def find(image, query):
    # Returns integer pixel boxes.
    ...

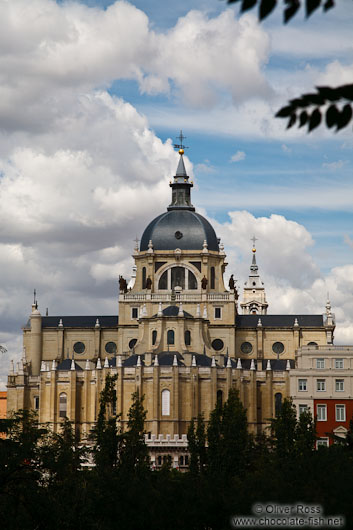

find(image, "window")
[335,379,344,392]
[59,393,67,418]
[214,307,222,319]
[217,390,223,407]
[316,438,329,448]
[316,358,325,369]
[308,342,318,346]
[158,267,198,290]
[185,455,189,466]
[184,330,191,346]
[152,330,157,346]
[34,396,40,411]
[179,455,184,466]
[275,393,282,417]
[157,456,162,466]
[167,330,174,345]
[336,405,346,422]
[188,270,197,289]
[171,266,185,289]
[159,270,168,289]
[335,359,344,369]
[272,342,284,355]
[129,338,137,350]
[298,379,307,392]
[210,267,215,289]
[317,379,326,392]
[212,339,224,351]
[73,341,85,354]
[105,341,117,354]
[161,389,170,416]
[240,342,253,354]
[316,404,327,421]
[142,267,146,289]
[131,307,138,319]
[299,404,308,415]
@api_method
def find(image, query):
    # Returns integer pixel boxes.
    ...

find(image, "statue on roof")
[119,275,128,293]
[146,276,152,290]
[201,275,208,290]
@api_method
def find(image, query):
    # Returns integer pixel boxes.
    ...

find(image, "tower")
[240,237,268,315]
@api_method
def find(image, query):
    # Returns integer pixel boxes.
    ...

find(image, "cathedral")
[7,143,336,465]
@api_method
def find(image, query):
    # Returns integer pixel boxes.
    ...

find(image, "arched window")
[171,267,185,289]
[210,267,215,289]
[59,393,67,418]
[275,393,282,417]
[162,389,170,416]
[142,267,146,289]
[159,270,168,289]
[217,389,223,408]
[188,270,197,289]
[167,330,174,345]
[158,266,197,290]
[152,330,157,345]
[185,330,191,346]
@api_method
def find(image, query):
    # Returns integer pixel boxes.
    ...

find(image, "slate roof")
[57,359,83,371]
[140,209,219,252]
[25,315,119,329]
[235,315,324,328]
[151,305,193,318]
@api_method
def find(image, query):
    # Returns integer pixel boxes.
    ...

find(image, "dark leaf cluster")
[276,84,353,132]
[226,0,336,23]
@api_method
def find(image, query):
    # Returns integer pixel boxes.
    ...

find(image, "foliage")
[227,0,337,23]
[2,394,353,528]
[276,84,353,132]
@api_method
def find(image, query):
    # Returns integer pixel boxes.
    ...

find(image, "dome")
[140,209,219,252]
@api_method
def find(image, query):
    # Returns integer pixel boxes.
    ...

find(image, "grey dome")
[140,209,219,252]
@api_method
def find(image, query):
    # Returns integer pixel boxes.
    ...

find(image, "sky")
[0,0,353,389]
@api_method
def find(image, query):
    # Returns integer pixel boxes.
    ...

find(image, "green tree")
[295,408,316,456]
[270,397,297,458]
[119,391,150,475]
[187,414,207,474]
[90,373,119,472]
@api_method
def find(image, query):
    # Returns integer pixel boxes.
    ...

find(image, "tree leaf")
[301,92,325,106]
[338,84,353,102]
[259,0,277,20]
[241,0,258,12]
[284,0,301,23]
[287,114,297,129]
[299,111,308,127]
[325,104,339,128]
[306,0,321,18]
[276,105,294,118]
[335,104,353,131]
[316,85,340,101]
[323,0,334,11]
[308,108,321,131]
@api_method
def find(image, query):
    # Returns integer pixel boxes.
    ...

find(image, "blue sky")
[0,0,353,387]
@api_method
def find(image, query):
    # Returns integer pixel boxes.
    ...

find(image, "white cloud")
[230,150,246,163]
[281,144,292,153]
[322,159,348,170]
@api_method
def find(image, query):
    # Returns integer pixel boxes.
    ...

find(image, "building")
[7,145,336,464]
[291,343,353,447]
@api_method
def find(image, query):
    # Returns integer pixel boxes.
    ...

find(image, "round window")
[105,341,117,354]
[240,341,253,354]
[73,341,85,354]
[212,339,224,351]
[129,338,137,350]
[175,231,183,240]
[272,342,285,355]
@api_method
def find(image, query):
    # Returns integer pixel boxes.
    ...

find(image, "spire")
[168,131,194,211]
[240,236,268,315]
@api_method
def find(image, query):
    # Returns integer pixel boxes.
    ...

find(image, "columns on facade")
[30,304,42,376]
[172,363,179,435]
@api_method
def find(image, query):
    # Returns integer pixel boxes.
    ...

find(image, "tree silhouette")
[226,0,353,132]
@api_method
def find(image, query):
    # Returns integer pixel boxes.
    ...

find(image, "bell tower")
[240,237,268,315]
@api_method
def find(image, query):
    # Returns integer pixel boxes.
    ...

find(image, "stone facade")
[7,149,336,462]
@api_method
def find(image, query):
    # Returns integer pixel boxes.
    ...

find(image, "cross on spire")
[134,236,140,250]
[251,235,258,248]
[174,130,188,151]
